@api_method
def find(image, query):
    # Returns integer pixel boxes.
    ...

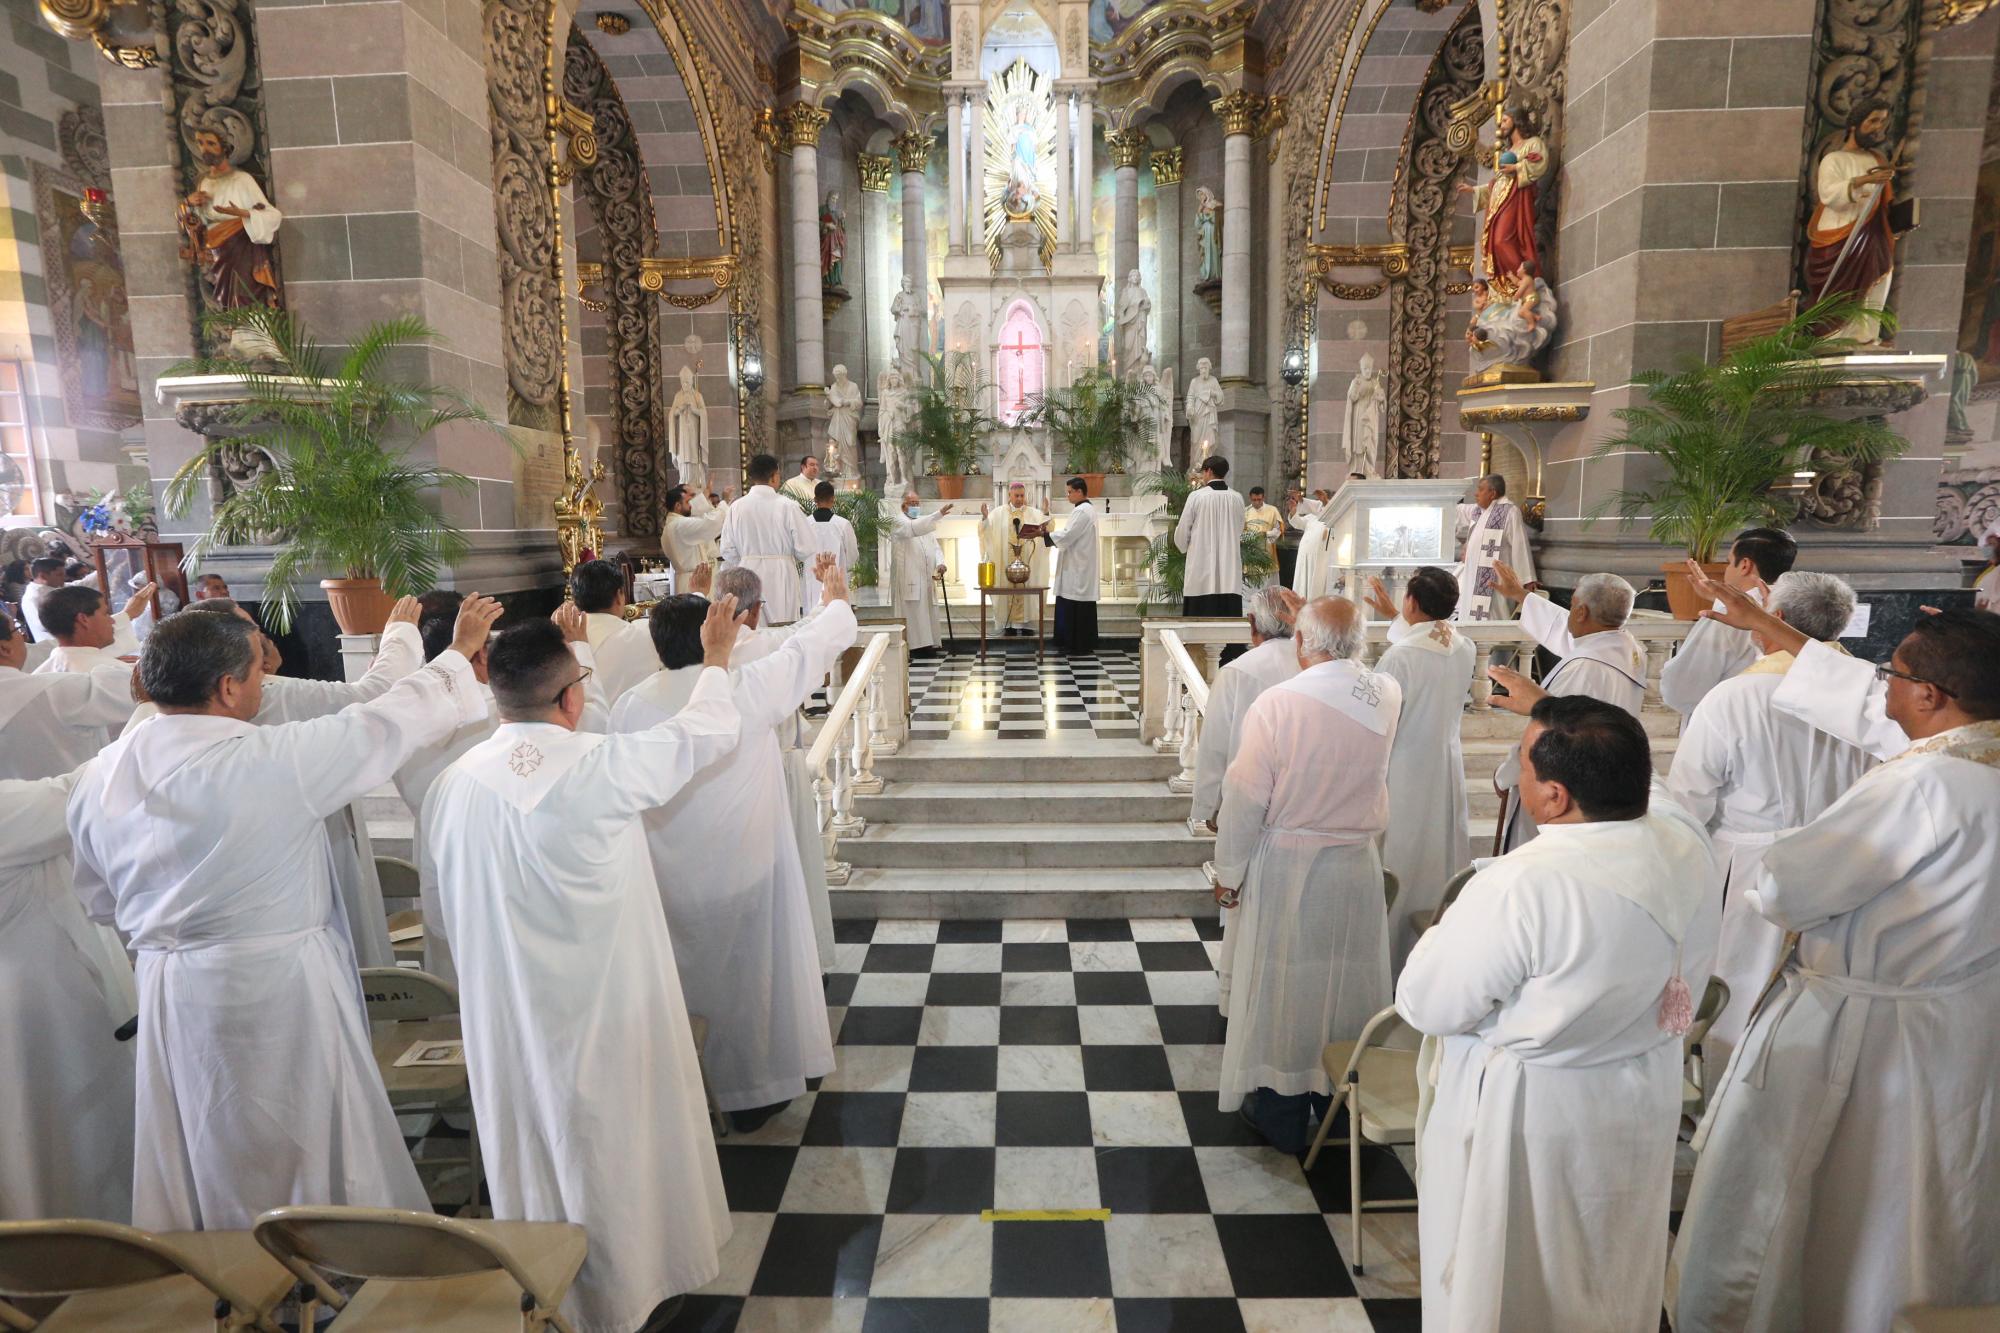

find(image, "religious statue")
[825,364,862,476]
[1185,357,1222,461]
[1948,349,1978,445]
[1342,354,1385,479]
[877,367,915,494]
[1006,100,1040,217]
[1194,186,1222,284]
[1463,103,1548,289]
[178,126,283,312]
[1465,264,1560,382]
[1806,99,1907,345]
[892,275,927,384]
[819,189,846,290]
[668,363,707,489]
[1140,364,1175,472]
[1116,270,1152,376]
[555,451,606,575]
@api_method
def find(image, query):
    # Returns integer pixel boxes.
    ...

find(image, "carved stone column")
[945,91,966,255]
[860,152,895,387]
[1109,130,1148,294]
[1075,86,1096,251]
[1055,89,1074,247]
[894,131,932,313]
[781,105,831,392]
[966,87,988,259]
[1152,147,1184,386]
[1213,92,1263,382]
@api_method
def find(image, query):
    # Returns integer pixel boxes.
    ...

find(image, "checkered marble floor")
[673,916,1421,1333]
[909,649,1143,742]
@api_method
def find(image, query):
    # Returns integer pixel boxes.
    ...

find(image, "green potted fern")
[1592,294,1907,618]
[897,351,994,500]
[163,307,499,634]
[1015,369,1158,497]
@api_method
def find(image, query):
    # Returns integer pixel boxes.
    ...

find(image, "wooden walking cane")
[936,567,957,648]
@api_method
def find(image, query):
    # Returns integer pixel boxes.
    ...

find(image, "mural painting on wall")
[819,0,949,43]
[1090,0,1165,42]
[32,167,142,431]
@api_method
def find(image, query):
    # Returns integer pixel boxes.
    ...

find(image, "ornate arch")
[484,0,565,430]
[565,30,669,537]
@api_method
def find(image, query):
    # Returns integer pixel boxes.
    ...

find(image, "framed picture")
[32,164,142,431]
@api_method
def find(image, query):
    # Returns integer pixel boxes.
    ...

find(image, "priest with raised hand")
[1669,579,2000,1333]
[1042,476,1100,654]
[423,596,748,1333]
[660,482,730,582]
[0,611,141,781]
[67,593,499,1231]
[32,581,152,674]
[1454,473,1536,622]
[889,491,952,658]
[980,481,1049,637]
[1659,527,1795,718]
[1400,692,1714,1333]
[2,767,136,1224]
[1486,564,1646,850]
[1665,570,1871,1064]
[721,453,818,627]
[1367,568,1478,973]
[614,557,857,1130]
[1214,596,1400,1153]
[1189,585,1298,1017]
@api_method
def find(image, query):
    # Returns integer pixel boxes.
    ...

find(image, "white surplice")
[889,508,946,650]
[1174,482,1246,600]
[1670,660,2000,1332]
[1399,785,1714,1333]
[1453,497,1536,622]
[0,769,135,1223]
[1497,594,1648,850]
[424,673,742,1333]
[1665,654,1873,1064]
[1289,516,1334,601]
[0,659,137,781]
[1377,616,1477,974]
[804,511,859,616]
[67,652,483,1231]
[1214,659,1400,1110]
[1658,599,1760,718]
[662,498,727,576]
[611,602,855,1110]
[1189,636,1301,1018]
[1049,499,1099,602]
[593,618,665,706]
[721,484,817,626]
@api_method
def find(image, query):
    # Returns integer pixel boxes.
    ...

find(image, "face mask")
[905,505,919,517]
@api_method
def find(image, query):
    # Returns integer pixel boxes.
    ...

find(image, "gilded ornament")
[592,11,629,33]
[858,152,894,193]
[1213,90,1265,137]
[777,103,831,150]
[1257,95,1287,139]
[893,130,933,173]
[1150,147,1183,186]
[1108,130,1150,170]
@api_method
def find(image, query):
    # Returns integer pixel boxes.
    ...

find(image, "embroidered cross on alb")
[1351,673,1383,707]
[508,743,545,776]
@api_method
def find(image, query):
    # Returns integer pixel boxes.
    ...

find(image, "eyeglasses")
[1874,662,1955,697]
[551,665,592,704]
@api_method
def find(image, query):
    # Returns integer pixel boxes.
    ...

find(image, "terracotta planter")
[1075,472,1106,497]
[1661,560,1726,621]
[935,474,968,501]
[321,577,397,636]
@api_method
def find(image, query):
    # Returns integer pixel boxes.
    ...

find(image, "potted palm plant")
[1592,294,1907,619]
[163,307,498,635]
[897,351,994,501]
[1134,467,1276,612]
[1015,369,1158,497]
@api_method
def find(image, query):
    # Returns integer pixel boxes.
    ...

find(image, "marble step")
[831,867,1215,920]
[842,821,1212,870]
[857,781,1188,825]
[874,742,1177,784]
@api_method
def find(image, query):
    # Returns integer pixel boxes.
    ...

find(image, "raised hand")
[939,504,954,515]
[1363,575,1396,621]
[688,562,714,597]
[700,594,740,668]
[811,551,838,581]
[1271,587,1304,627]
[821,563,851,605]
[979,503,991,520]
[121,581,159,620]
[1486,663,1544,716]
[386,595,423,627]
[449,593,504,658]
[1491,561,1528,605]
[551,601,587,645]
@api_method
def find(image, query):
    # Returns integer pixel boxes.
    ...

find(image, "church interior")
[4,0,2000,1328]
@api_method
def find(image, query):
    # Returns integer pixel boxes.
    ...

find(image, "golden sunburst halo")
[982,58,1058,269]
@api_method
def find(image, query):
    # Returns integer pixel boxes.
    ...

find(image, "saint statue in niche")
[825,364,862,476]
[1462,104,1547,295]
[1343,353,1385,480]
[1116,270,1152,376]
[1185,357,1222,460]
[819,190,847,290]
[1805,99,1909,346]
[668,364,707,490]
[1195,186,1222,284]
[178,126,283,311]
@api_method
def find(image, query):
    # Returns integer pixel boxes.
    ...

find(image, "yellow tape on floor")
[978,1208,1112,1222]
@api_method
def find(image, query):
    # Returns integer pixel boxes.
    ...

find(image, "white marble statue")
[892,276,926,385]
[877,367,915,495]
[1140,364,1174,472]
[1185,357,1222,461]
[1342,353,1385,479]
[1117,270,1152,376]
[668,363,708,489]
[825,364,861,477]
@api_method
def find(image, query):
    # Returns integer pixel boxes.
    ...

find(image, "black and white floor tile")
[671,916,1421,1333]
[909,650,1143,742]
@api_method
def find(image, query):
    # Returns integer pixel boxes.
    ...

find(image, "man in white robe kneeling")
[67,595,498,1230]
[614,561,856,1129]
[1670,588,2000,1333]
[425,599,749,1333]
[1400,693,1714,1333]
[1189,585,1299,1017]
[1214,595,1399,1153]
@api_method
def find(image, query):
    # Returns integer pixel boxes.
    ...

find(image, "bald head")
[1296,596,1364,664]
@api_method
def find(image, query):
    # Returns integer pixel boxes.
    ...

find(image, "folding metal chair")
[0,1219,294,1332]
[1681,976,1731,1121]
[360,967,480,1214]
[1301,1004,1422,1274]
[253,1207,586,1332]
[1406,864,1478,940]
